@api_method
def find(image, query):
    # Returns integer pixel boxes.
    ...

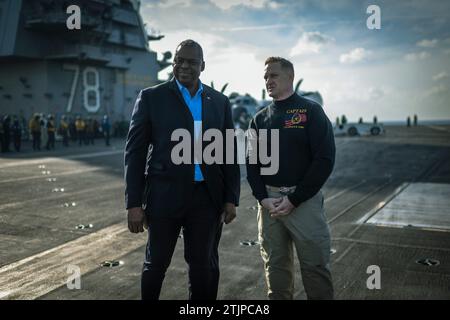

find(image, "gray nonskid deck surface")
[0,126,449,300]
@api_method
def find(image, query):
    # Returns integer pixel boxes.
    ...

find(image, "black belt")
[193,181,205,185]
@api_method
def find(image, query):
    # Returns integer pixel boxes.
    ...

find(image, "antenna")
[220,83,228,94]
[295,78,303,92]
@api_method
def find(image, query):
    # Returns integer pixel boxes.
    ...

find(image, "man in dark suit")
[124,40,240,300]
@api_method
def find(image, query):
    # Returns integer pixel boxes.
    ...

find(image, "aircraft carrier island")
[0,0,171,122]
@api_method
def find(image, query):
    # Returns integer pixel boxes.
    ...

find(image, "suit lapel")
[201,87,213,133]
[168,78,194,132]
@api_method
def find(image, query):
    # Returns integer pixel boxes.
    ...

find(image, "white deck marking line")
[66,150,123,160]
[324,180,366,204]
[347,183,410,238]
[0,222,146,300]
[0,167,103,184]
[334,237,450,253]
[327,180,392,224]
[0,182,123,211]
[427,125,450,133]
[355,183,410,225]
[334,242,357,264]
[0,150,123,169]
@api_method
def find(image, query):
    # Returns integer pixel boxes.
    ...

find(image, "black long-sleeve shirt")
[246,93,335,207]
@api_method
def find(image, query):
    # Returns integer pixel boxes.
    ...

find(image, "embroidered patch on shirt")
[284,110,307,128]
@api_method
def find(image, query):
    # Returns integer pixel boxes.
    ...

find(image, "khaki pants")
[258,188,334,300]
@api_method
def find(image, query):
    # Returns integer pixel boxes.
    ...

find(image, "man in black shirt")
[246,57,335,300]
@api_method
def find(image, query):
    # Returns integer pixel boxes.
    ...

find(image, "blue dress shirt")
[175,79,204,181]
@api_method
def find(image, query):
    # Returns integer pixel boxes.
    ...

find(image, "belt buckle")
[279,187,291,196]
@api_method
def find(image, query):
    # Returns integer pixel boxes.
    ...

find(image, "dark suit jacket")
[124,78,240,218]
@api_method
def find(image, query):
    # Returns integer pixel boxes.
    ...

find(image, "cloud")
[404,51,430,61]
[139,0,450,121]
[424,84,448,97]
[211,0,274,10]
[323,77,384,104]
[339,48,371,64]
[212,24,288,32]
[145,0,192,8]
[416,39,438,48]
[433,71,449,81]
[290,31,334,56]
[368,87,384,100]
[268,1,280,9]
[149,30,227,67]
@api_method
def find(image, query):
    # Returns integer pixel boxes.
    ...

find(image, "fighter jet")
[295,79,324,106]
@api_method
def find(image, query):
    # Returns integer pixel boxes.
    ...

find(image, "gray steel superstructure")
[0,0,170,121]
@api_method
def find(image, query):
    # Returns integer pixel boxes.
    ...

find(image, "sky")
[140,0,450,122]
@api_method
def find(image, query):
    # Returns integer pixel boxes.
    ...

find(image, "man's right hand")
[127,207,147,233]
[260,198,283,214]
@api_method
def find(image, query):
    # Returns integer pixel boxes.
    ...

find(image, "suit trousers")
[141,182,223,300]
[258,189,334,300]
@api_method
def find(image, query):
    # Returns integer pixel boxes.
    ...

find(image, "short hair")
[265,56,294,75]
[175,39,204,61]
